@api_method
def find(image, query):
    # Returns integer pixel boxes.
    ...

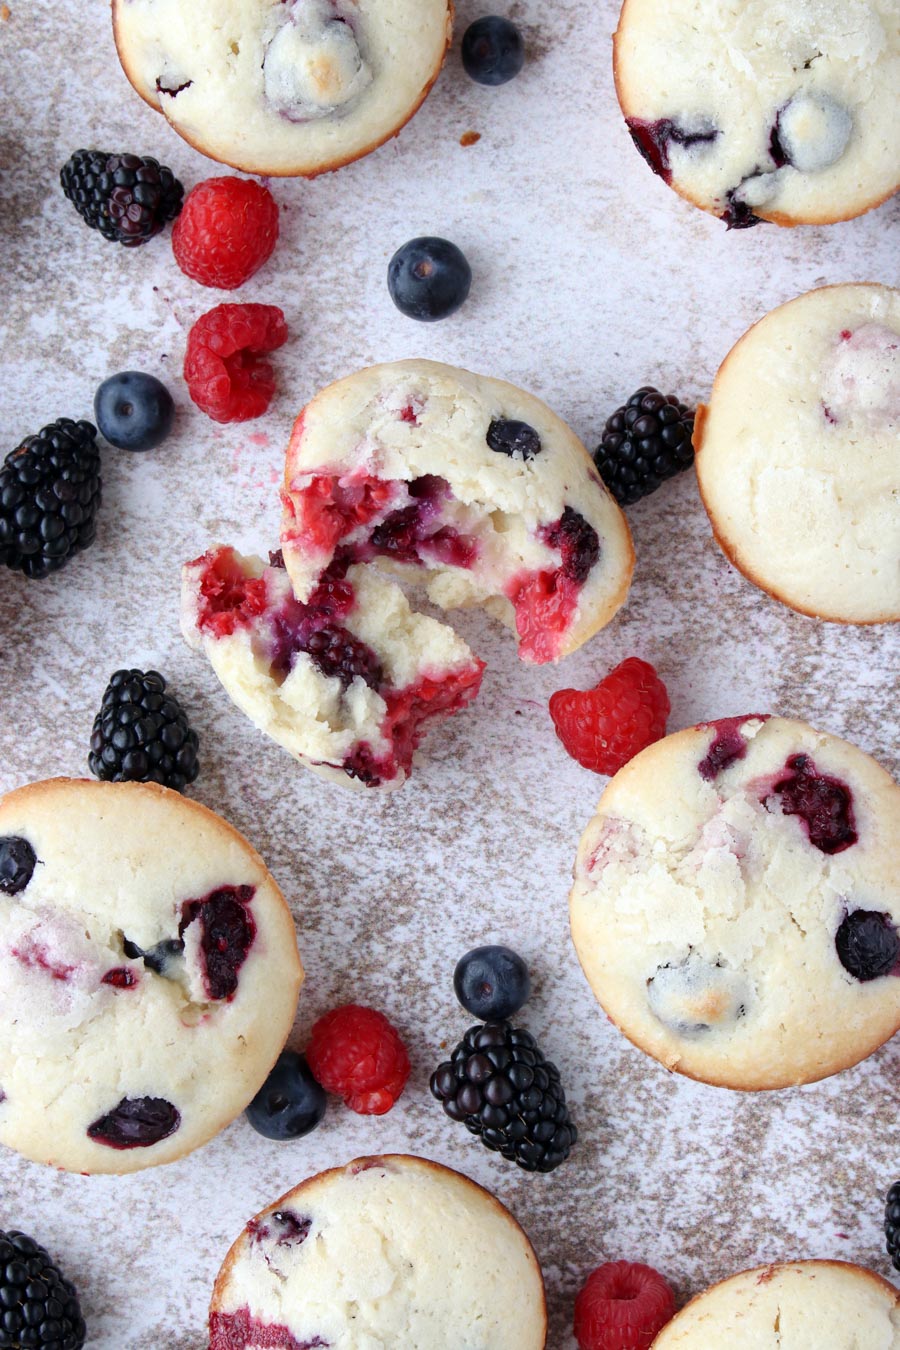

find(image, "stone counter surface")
[1,1,898,1346]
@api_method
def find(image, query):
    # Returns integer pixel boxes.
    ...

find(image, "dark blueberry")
[454,945,531,1020]
[88,668,200,792]
[835,910,900,983]
[625,117,719,184]
[122,935,185,975]
[768,753,857,854]
[180,885,256,1001]
[486,418,542,460]
[87,1095,180,1148]
[721,193,763,229]
[245,1051,327,1141]
[94,371,175,452]
[885,1181,900,1271]
[0,837,37,895]
[387,237,471,322]
[0,1231,86,1349]
[461,16,525,86]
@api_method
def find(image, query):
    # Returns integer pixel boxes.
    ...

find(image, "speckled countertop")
[1,2,899,1346]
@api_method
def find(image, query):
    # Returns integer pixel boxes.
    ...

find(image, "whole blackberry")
[89,669,200,791]
[0,419,101,579]
[0,1229,86,1350]
[60,150,184,247]
[594,386,695,506]
[430,1021,577,1173]
[885,1181,900,1270]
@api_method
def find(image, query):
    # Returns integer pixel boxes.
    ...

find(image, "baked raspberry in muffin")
[182,545,484,789]
[570,716,900,1089]
[112,0,453,176]
[208,1155,547,1349]
[696,283,899,623]
[280,360,634,665]
[0,778,302,1173]
[651,1261,900,1347]
[614,0,900,226]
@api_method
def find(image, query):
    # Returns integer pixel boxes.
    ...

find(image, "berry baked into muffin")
[614,0,900,227]
[0,779,302,1173]
[696,283,899,623]
[570,716,900,1089]
[651,1261,900,1347]
[112,0,453,176]
[208,1155,547,1349]
[183,360,633,789]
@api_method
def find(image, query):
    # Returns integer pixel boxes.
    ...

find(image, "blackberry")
[430,1021,577,1173]
[60,150,184,247]
[0,419,101,580]
[88,669,200,791]
[301,625,384,690]
[0,1229,86,1349]
[886,1181,900,1271]
[593,386,695,506]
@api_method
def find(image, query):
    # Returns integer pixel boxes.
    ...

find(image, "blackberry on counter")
[0,419,101,579]
[60,150,184,247]
[593,386,695,506]
[89,669,200,791]
[430,1021,577,1173]
[885,1181,900,1270]
[0,1229,86,1350]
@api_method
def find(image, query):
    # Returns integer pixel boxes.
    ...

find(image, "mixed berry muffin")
[651,1260,900,1347]
[112,0,453,176]
[208,1154,547,1349]
[0,778,302,1173]
[570,716,900,1089]
[695,284,899,623]
[614,0,900,226]
[182,544,484,789]
[280,359,634,664]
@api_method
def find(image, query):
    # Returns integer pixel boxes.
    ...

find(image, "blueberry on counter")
[245,1051,327,1140]
[454,945,531,1020]
[94,371,174,451]
[462,17,525,86]
[387,237,471,322]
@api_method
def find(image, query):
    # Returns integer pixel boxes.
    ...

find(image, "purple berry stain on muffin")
[836,910,900,982]
[766,753,857,854]
[180,885,256,1001]
[87,1095,181,1149]
[697,715,769,781]
[625,117,719,183]
[249,1211,312,1249]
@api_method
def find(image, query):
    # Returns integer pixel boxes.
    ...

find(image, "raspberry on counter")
[549,656,670,775]
[306,1005,410,1115]
[183,303,288,422]
[172,177,280,290]
[574,1260,676,1350]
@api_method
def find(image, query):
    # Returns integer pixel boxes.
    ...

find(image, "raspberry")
[574,1261,676,1350]
[549,657,670,775]
[306,1005,410,1115]
[183,304,288,423]
[172,177,280,290]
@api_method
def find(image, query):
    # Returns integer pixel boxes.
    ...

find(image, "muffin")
[0,778,302,1172]
[614,0,900,226]
[112,0,453,176]
[209,1154,547,1348]
[695,283,899,622]
[570,715,900,1089]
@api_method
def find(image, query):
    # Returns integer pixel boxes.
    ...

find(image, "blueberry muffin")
[614,0,900,226]
[0,778,302,1172]
[112,0,453,176]
[209,1155,547,1349]
[696,283,899,623]
[652,1261,900,1347]
[570,716,900,1089]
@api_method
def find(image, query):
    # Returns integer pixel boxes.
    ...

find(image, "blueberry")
[0,837,36,895]
[387,237,471,322]
[94,371,175,451]
[245,1051,327,1140]
[462,17,525,86]
[454,945,531,1020]
[835,910,900,982]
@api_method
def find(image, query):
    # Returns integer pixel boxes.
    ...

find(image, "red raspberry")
[172,177,279,290]
[306,1005,410,1115]
[574,1261,676,1350]
[549,657,670,776]
[183,303,288,423]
